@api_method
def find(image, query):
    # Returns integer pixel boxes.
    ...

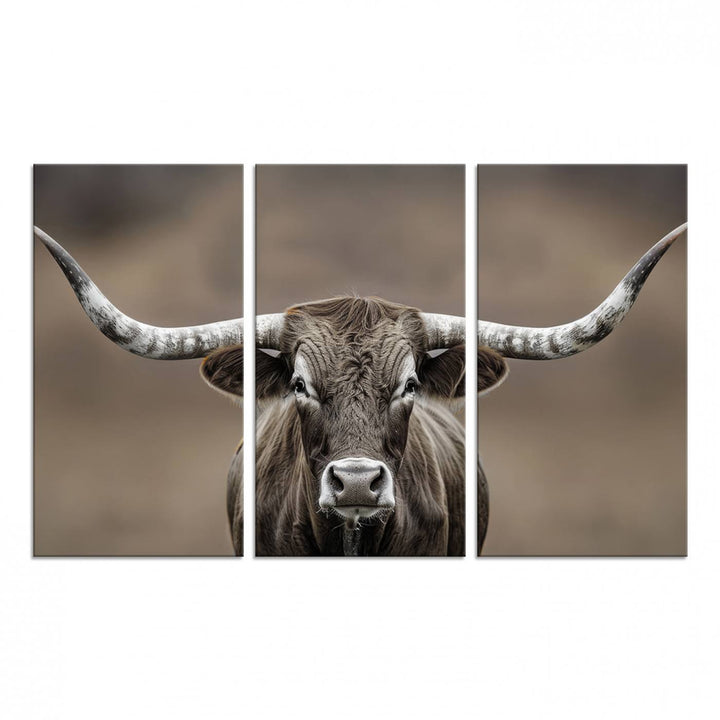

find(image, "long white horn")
[36,227,283,357]
[478,223,687,359]
[256,313,285,348]
[421,223,687,359]
[421,313,465,349]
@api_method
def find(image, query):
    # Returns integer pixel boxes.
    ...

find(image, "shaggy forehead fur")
[279,297,427,388]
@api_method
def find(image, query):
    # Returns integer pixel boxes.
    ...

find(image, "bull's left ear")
[418,346,466,398]
[477,347,508,396]
[418,345,508,398]
[201,345,244,398]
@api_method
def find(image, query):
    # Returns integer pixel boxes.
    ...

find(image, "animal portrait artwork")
[34,164,686,558]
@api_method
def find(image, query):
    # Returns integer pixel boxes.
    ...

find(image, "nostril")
[328,467,344,494]
[369,470,384,494]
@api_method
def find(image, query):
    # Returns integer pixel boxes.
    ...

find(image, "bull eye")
[293,377,307,395]
[404,378,417,396]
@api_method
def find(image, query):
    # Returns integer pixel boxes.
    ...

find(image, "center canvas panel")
[254,166,465,556]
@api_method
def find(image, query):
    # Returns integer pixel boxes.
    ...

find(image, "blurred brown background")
[477,165,686,556]
[257,166,464,314]
[34,165,243,556]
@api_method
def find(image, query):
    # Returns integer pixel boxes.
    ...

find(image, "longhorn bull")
[35,222,686,555]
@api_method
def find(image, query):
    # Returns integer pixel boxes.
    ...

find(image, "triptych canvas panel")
[33,164,687,557]
[34,166,244,556]
[477,166,686,556]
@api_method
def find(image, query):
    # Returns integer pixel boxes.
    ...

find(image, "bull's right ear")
[201,345,245,398]
[201,347,291,400]
[255,348,291,399]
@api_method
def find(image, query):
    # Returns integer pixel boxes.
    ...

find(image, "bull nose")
[319,458,394,510]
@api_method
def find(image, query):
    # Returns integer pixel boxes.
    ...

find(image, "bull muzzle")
[319,458,395,519]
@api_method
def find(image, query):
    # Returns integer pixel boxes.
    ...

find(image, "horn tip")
[34,225,56,250]
[665,222,688,246]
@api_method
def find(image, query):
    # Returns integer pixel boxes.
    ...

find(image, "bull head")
[201,298,508,528]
